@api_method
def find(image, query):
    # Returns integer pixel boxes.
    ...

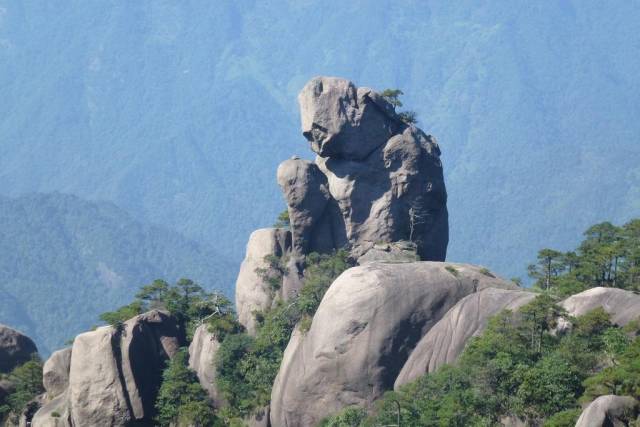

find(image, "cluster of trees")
[323,295,640,426]
[527,220,640,295]
[215,250,353,423]
[0,357,44,424]
[96,249,352,426]
[380,89,418,124]
[100,279,236,426]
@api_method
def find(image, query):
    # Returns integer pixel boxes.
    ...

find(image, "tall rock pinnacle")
[278,76,449,261]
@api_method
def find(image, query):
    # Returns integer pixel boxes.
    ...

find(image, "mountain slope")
[0,1,639,279]
[0,193,233,354]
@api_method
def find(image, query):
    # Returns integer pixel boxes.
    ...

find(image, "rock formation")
[0,324,38,373]
[42,348,71,399]
[279,76,448,261]
[188,324,223,407]
[395,287,536,388]
[575,395,639,427]
[269,262,517,427]
[237,76,449,335]
[561,287,640,326]
[235,228,296,334]
[31,310,183,427]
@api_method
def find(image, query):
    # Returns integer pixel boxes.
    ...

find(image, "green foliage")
[319,406,368,427]
[216,250,353,419]
[527,219,640,294]
[581,337,640,402]
[155,348,216,427]
[543,409,581,427]
[255,254,289,293]
[0,356,44,423]
[100,278,238,340]
[341,296,631,426]
[444,265,459,277]
[273,209,290,229]
[381,88,418,124]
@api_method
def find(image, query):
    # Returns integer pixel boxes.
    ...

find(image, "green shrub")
[444,265,459,277]
[155,348,216,426]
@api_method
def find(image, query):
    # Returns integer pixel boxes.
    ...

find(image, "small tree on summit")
[381,88,418,124]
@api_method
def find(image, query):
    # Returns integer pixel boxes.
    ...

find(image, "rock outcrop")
[561,287,640,326]
[0,324,38,373]
[42,348,71,399]
[188,324,223,407]
[277,76,448,261]
[235,228,297,334]
[269,262,517,427]
[395,287,536,388]
[31,310,183,427]
[575,395,639,427]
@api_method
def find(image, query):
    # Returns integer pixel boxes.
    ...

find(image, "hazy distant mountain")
[0,1,638,281]
[0,193,233,354]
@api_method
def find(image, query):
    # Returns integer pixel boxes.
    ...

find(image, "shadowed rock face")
[269,262,517,427]
[31,310,183,427]
[395,287,536,388]
[279,77,448,261]
[0,324,38,373]
[575,395,639,427]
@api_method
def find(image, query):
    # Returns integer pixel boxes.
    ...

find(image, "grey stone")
[298,77,401,161]
[188,324,222,407]
[576,395,639,427]
[42,348,71,399]
[561,287,640,326]
[0,324,38,373]
[269,262,517,427]
[357,241,420,264]
[395,287,536,388]
[282,77,448,262]
[235,228,293,335]
[33,309,183,426]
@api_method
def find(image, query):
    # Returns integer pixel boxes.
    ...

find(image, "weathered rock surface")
[298,77,400,161]
[575,395,639,427]
[270,262,517,427]
[395,287,536,388]
[32,309,183,427]
[42,348,71,398]
[561,287,640,326]
[357,241,420,264]
[188,324,222,407]
[235,228,294,334]
[0,324,38,373]
[278,77,448,261]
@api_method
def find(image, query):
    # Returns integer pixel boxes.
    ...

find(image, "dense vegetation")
[323,297,640,426]
[0,193,234,354]
[527,220,640,295]
[0,357,44,424]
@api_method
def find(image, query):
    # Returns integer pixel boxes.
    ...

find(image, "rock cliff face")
[279,76,448,261]
[31,310,183,427]
[269,262,517,427]
[0,324,38,373]
[394,287,537,388]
